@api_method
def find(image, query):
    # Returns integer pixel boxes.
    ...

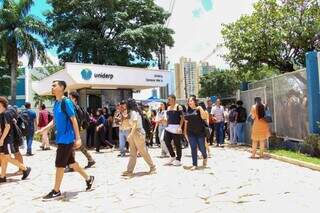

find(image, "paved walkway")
[1,143,320,213]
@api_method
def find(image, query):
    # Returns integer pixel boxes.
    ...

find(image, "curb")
[264,152,320,172]
[224,145,320,172]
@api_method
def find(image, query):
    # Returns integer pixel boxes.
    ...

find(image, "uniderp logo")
[81,68,93,80]
[94,73,114,80]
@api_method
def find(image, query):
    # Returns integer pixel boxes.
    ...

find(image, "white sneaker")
[165,157,176,165]
[172,160,182,166]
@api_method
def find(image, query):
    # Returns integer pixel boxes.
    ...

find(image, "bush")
[302,134,320,157]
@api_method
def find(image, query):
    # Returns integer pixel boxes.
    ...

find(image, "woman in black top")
[184,97,208,170]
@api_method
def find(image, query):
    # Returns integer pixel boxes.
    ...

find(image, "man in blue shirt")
[24,102,37,156]
[37,80,94,200]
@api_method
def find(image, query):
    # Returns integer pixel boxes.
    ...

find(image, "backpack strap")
[60,97,72,134]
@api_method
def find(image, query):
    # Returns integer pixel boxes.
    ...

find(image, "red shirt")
[38,110,49,128]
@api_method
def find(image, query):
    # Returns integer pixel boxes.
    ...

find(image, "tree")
[0,56,10,96]
[199,69,240,98]
[46,0,174,67]
[32,63,63,107]
[221,0,320,74]
[0,0,49,105]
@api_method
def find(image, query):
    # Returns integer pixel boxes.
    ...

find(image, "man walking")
[24,102,37,156]
[37,80,94,200]
[38,104,51,150]
[211,98,225,147]
[68,92,96,169]
[235,100,247,145]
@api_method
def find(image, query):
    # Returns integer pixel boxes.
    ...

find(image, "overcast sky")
[22,0,258,69]
[155,0,258,68]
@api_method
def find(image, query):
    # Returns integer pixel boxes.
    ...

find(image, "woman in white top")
[155,102,169,157]
[122,99,156,177]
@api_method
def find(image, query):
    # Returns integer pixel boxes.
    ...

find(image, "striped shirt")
[211,105,224,123]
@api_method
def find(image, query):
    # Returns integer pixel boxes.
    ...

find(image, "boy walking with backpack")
[68,92,95,169]
[24,102,37,156]
[37,80,94,200]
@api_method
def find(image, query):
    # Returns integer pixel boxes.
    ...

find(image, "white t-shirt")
[129,111,145,134]
[156,110,167,127]
[211,105,224,123]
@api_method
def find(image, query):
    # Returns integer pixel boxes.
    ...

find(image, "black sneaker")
[0,177,6,183]
[22,167,31,180]
[42,190,62,200]
[86,176,94,191]
[85,161,96,169]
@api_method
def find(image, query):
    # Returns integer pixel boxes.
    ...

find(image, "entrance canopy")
[32,63,170,96]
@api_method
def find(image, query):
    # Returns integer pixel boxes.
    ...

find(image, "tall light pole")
[159,0,175,99]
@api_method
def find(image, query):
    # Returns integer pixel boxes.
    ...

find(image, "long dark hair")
[255,97,265,120]
[160,102,167,112]
[127,98,144,118]
[187,96,198,112]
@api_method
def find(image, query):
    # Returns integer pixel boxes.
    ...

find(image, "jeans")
[235,122,246,144]
[188,134,207,166]
[215,122,224,145]
[26,131,34,153]
[164,130,182,161]
[229,122,237,144]
[159,125,169,156]
[119,129,130,155]
[86,126,95,148]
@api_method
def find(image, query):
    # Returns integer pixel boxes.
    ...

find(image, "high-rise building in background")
[174,58,215,99]
[199,61,216,76]
[175,57,199,99]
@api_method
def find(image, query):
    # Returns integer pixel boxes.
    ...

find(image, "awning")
[32,63,170,95]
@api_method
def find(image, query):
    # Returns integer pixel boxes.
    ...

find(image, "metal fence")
[240,69,308,142]
[240,87,267,144]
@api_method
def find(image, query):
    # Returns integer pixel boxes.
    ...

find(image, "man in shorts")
[0,97,31,183]
[37,80,94,200]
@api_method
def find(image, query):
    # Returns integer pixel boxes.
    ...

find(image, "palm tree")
[0,0,48,105]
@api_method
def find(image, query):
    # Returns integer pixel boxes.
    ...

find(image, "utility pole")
[159,45,169,99]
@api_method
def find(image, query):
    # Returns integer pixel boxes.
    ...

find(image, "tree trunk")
[9,46,18,106]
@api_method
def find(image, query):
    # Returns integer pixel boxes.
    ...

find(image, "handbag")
[264,107,273,123]
[246,114,254,125]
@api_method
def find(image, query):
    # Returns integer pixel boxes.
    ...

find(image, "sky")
[23,0,258,68]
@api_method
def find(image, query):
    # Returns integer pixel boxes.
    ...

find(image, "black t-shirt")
[236,106,247,123]
[167,104,183,125]
[184,108,205,137]
[0,110,14,143]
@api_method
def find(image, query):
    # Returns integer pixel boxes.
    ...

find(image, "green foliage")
[0,0,49,104]
[0,56,10,96]
[199,68,240,98]
[32,62,61,107]
[221,0,320,75]
[46,0,174,67]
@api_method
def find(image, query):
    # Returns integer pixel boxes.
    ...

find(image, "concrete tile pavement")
[1,143,320,212]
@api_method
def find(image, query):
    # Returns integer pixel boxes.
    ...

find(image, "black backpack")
[17,110,30,137]
[237,107,247,123]
[76,106,90,129]
[229,109,237,123]
[61,98,90,130]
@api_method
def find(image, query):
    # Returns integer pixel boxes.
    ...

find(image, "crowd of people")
[0,79,271,201]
